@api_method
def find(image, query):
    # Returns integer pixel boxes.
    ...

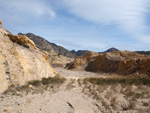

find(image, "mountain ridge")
[70,50,89,56]
[18,33,150,57]
[18,33,75,58]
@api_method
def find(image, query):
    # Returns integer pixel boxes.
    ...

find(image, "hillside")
[18,33,75,58]
[66,51,150,76]
[0,20,55,93]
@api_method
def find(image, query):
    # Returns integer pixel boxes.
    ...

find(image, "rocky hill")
[102,47,119,53]
[18,33,75,58]
[66,51,99,70]
[66,51,150,76]
[0,20,56,93]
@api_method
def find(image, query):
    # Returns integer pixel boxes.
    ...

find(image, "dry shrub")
[3,76,66,94]
[83,76,150,85]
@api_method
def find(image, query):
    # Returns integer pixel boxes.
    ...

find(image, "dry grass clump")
[66,79,76,90]
[83,76,150,85]
[81,76,150,113]
[120,98,136,110]
[3,76,66,95]
[29,76,66,86]
[77,79,81,86]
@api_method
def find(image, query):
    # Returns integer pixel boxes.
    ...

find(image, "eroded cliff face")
[45,51,73,68]
[66,51,150,76]
[65,51,99,70]
[0,21,56,93]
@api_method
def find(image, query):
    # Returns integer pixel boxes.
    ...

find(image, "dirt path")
[0,68,102,113]
[1,68,150,113]
[55,68,106,79]
[0,88,100,113]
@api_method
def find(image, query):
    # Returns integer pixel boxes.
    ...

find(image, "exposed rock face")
[65,51,99,70]
[43,50,73,68]
[18,33,75,58]
[66,51,150,76]
[0,22,56,93]
[8,34,37,49]
[18,33,74,67]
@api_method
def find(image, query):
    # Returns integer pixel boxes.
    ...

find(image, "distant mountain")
[71,48,119,56]
[103,47,119,53]
[135,51,150,55]
[18,33,75,58]
[70,50,89,56]
[102,48,150,55]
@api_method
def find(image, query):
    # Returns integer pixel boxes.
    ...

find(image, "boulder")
[8,34,37,50]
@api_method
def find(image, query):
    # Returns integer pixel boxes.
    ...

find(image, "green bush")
[28,80,41,86]
[28,76,66,86]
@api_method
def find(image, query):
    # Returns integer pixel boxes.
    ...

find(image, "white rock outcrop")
[0,20,56,93]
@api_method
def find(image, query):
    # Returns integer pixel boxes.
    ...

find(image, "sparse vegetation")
[28,80,41,86]
[66,79,76,90]
[81,76,150,113]
[28,76,66,86]
[41,76,66,85]
[3,76,66,94]
[143,101,149,106]
[83,76,150,85]
[110,96,117,109]
[77,79,81,86]
[2,69,150,113]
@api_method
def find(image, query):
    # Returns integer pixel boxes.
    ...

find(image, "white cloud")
[0,0,56,18]
[48,10,56,18]
[62,0,150,43]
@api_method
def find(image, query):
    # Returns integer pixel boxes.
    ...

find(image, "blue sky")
[0,0,150,52]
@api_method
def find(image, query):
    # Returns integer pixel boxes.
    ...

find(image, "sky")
[0,0,150,52]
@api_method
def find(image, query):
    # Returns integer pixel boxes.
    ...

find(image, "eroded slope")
[0,20,56,93]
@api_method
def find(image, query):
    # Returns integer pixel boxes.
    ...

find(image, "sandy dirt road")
[1,68,149,113]
[0,68,102,113]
